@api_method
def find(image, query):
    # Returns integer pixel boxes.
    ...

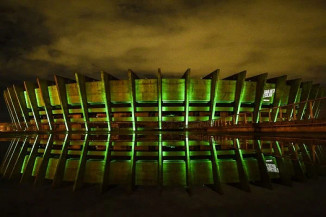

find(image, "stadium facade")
[3,69,324,131]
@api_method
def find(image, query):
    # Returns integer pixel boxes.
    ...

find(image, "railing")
[209,97,326,127]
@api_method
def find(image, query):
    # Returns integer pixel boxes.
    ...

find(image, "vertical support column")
[3,90,18,130]
[52,134,70,188]
[10,137,29,179]
[272,141,292,186]
[304,84,320,120]
[129,133,136,191]
[209,136,223,194]
[268,76,287,122]
[37,79,54,130]
[234,71,246,124]
[101,71,117,132]
[246,73,268,123]
[285,79,301,120]
[157,69,163,130]
[297,81,312,120]
[24,82,41,130]
[158,133,163,189]
[54,75,71,131]
[254,139,272,189]
[101,134,112,193]
[128,69,138,131]
[314,88,325,118]
[75,73,90,131]
[184,132,191,191]
[7,87,23,130]
[3,138,21,178]
[0,138,17,174]
[20,135,40,183]
[233,138,250,192]
[73,134,90,191]
[224,71,246,124]
[13,85,30,129]
[34,134,54,185]
[182,69,191,128]
[203,69,220,126]
[299,142,316,178]
[288,142,306,181]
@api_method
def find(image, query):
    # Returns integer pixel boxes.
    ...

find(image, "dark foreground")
[0,178,325,217]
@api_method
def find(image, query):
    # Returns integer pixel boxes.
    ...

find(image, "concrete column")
[4,90,19,130]
[20,135,40,183]
[35,134,54,185]
[4,89,21,130]
[304,84,319,120]
[272,141,292,186]
[297,81,313,120]
[184,133,191,191]
[254,139,272,189]
[101,134,112,193]
[128,69,139,131]
[182,69,191,128]
[267,75,287,122]
[52,134,70,188]
[203,69,220,126]
[7,87,23,130]
[73,134,90,191]
[37,79,55,130]
[233,138,250,192]
[209,136,223,194]
[75,73,91,131]
[13,85,30,129]
[224,71,246,124]
[157,69,163,130]
[285,79,301,120]
[101,71,118,132]
[246,73,268,123]
[54,75,72,131]
[314,88,325,118]
[24,82,41,130]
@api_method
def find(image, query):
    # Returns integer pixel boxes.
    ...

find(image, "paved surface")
[0,177,326,217]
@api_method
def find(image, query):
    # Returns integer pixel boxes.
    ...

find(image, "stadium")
[3,69,323,132]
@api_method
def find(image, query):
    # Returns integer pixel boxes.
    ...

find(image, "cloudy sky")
[0,0,326,120]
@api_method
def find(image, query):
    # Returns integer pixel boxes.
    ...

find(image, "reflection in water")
[1,133,326,193]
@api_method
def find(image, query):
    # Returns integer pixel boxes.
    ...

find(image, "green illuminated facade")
[3,69,324,131]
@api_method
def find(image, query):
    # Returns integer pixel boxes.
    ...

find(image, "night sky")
[0,0,326,121]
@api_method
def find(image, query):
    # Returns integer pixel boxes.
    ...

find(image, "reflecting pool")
[1,132,326,193]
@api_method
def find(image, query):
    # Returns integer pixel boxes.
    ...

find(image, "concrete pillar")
[224,71,246,124]
[297,81,313,120]
[54,75,72,131]
[182,69,191,129]
[13,85,30,129]
[23,82,41,130]
[37,79,55,130]
[128,69,139,131]
[267,75,287,122]
[101,71,117,132]
[246,73,268,123]
[203,69,220,126]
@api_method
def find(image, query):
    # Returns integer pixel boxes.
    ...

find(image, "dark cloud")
[0,0,325,83]
[0,5,54,61]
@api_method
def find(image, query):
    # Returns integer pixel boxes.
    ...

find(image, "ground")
[0,177,325,217]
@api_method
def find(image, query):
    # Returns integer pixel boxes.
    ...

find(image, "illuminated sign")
[263,89,275,102]
[266,159,279,173]
[263,89,275,98]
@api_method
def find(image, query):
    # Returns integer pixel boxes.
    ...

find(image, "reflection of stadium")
[3,69,324,131]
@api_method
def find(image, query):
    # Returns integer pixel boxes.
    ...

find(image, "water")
[0,132,325,192]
